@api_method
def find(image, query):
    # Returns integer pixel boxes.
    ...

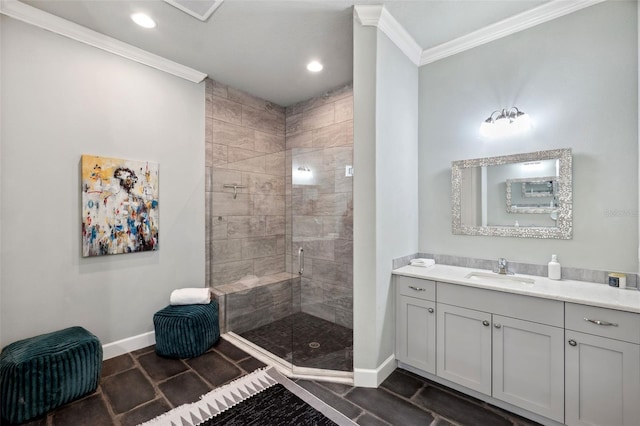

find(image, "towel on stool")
[170,288,211,305]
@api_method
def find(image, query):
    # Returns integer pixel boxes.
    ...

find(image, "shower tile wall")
[285,85,354,329]
[205,79,287,287]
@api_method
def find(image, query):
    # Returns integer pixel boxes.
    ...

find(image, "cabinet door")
[492,315,564,422]
[566,331,640,426]
[437,303,491,395]
[396,295,436,374]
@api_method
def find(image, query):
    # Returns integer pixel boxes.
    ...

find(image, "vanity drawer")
[396,276,436,301]
[437,282,563,327]
[566,303,640,344]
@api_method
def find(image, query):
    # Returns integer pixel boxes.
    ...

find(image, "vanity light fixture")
[307,61,323,73]
[131,12,156,28]
[479,107,531,138]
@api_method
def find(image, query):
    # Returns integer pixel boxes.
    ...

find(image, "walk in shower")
[205,79,353,379]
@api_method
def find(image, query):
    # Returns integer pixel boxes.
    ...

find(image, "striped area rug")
[139,367,356,426]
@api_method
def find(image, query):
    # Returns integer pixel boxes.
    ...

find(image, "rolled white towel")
[170,288,211,306]
[410,258,435,268]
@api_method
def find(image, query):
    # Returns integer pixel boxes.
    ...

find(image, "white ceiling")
[21,0,548,106]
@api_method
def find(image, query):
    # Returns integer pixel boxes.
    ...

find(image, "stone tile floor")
[239,311,353,371]
[10,339,541,426]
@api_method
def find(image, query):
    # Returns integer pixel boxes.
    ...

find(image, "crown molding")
[354,5,422,66]
[420,0,606,66]
[353,5,383,27]
[0,0,207,83]
[377,8,422,66]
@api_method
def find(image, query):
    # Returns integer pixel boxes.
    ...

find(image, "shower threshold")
[222,332,354,385]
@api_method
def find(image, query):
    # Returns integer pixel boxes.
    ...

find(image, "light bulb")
[512,113,532,134]
[307,61,323,72]
[479,120,492,138]
[131,13,156,29]
[480,113,532,138]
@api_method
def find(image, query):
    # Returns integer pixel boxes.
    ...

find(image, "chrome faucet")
[496,258,509,275]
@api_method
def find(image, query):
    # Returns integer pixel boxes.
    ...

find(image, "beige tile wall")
[205,78,353,329]
[205,79,286,286]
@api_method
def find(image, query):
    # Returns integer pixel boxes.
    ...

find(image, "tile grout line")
[102,353,140,425]
[314,380,392,425]
[129,349,182,412]
[397,369,530,426]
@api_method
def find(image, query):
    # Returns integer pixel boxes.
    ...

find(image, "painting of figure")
[81,155,159,257]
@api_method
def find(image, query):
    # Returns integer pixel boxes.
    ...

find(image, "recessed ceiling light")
[307,61,323,73]
[131,13,156,29]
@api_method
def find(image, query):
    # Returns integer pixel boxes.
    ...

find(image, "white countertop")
[393,264,640,314]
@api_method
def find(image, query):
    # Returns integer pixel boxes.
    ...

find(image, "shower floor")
[238,312,353,372]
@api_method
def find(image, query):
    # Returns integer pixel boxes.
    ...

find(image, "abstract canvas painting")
[81,155,159,257]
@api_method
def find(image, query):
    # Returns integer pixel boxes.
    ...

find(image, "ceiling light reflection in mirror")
[293,165,314,185]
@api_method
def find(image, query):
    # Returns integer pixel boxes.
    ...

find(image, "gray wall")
[419,1,638,273]
[353,22,379,374]
[0,17,205,347]
[354,23,419,373]
[374,31,419,365]
[0,12,4,348]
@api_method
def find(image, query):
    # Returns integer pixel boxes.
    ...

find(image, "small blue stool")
[0,326,102,424]
[153,301,220,358]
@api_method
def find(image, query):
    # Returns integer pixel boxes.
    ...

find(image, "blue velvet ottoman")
[0,326,102,424]
[153,301,220,358]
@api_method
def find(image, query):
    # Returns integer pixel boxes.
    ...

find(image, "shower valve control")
[345,165,353,177]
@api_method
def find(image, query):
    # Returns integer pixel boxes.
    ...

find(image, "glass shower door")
[290,146,353,372]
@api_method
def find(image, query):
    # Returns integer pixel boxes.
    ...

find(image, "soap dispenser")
[548,254,561,280]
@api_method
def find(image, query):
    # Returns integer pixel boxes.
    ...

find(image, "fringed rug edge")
[138,367,276,426]
[138,367,357,426]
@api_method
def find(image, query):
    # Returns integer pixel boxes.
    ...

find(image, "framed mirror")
[451,148,572,239]
[506,176,558,214]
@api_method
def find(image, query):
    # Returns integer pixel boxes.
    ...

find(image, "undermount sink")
[464,271,536,285]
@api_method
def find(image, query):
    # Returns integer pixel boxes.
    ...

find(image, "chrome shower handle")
[298,248,304,275]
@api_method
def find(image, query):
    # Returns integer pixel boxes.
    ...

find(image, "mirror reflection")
[452,148,572,239]
[506,174,558,217]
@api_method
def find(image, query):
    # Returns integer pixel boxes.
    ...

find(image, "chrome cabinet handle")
[584,318,618,327]
[494,323,502,329]
[427,308,434,313]
[482,320,490,327]
[409,286,426,292]
[568,339,577,346]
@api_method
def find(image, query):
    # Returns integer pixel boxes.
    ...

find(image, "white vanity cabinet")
[394,266,640,426]
[491,314,564,421]
[436,304,564,422]
[436,283,565,422]
[395,276,436,374]
[436,303,492,394]
[565,303,640,426]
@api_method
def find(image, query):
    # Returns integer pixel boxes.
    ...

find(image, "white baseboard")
[102,331,155,360]
[354,354,396,387]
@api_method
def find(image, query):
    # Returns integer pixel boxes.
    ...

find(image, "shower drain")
[308,342,321,349]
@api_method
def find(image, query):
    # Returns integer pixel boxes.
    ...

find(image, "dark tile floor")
[239,312,353,371]
[10,339,541,426]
